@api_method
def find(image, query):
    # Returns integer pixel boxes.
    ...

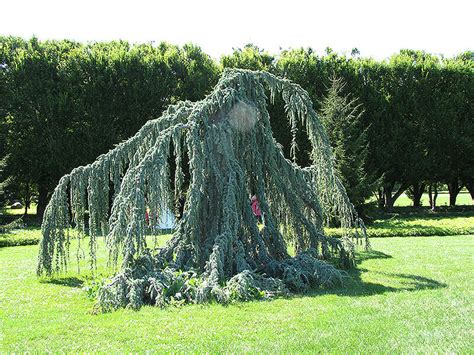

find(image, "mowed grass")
[1,203,37,216]
[395,191,472,207]
[1,235,473,352]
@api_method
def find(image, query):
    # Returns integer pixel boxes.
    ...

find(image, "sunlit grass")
[394,191,472,207]
[1,203,37,215]
[1,235,472,352]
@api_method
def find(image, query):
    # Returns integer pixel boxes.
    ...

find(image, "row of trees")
[0,37,219,217]
[1,37,473,218]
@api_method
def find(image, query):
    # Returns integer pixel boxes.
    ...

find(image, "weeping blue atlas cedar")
[37,69,368,311]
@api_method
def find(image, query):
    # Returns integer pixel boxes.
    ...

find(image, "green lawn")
[1,203,37,215]
[1,234,473,352]
[395,191,472,207]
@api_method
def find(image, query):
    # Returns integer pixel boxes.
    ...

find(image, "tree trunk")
[428,184,434,210]
[429,183,438,211]
[447,178,463,207]
[377,188,384,208]
[411,182,425,207]
[383,184,394,210]
[433,184,438,209]
[36,185,49,220]
[23,183,31,216]
[464,177,474,201]
[383,183,407,210]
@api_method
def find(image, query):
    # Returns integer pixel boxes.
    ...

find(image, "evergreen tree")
[37,69,367,311]
[221,44,275,71]
[318,77,376,213]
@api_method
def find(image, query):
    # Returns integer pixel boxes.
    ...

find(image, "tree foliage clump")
[37,69,367,310]
[318,77,377,214]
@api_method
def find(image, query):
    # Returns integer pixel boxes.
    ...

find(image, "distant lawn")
[1,203,37,215]
[1,235,472,352]
[395,191,472,207]
[1,212,473,247]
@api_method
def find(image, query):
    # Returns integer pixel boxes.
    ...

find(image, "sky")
[1,0,472,60]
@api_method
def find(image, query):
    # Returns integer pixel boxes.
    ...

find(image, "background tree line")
[0,37,472,218]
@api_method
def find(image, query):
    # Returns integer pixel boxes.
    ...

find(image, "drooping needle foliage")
[37,69,367,310]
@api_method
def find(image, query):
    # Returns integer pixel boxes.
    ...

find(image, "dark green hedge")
[1,39,473,214]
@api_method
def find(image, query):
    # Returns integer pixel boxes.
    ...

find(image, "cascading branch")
[37,69,368,311]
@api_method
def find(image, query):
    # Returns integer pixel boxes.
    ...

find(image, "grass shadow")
[299,271,448,299]
[372,205,474,219]
[41,276,84,288]
[377,272,448,291]
[356,249,392,263]
[372,222,470,237]
[336,270,446,296]
[301,248,447,299]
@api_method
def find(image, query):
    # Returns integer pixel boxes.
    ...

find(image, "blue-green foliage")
[38,69,367,311]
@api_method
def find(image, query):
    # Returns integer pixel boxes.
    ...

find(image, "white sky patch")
[0,0,472,59]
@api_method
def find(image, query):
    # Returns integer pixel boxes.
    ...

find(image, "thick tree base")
[96,248,347,312]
